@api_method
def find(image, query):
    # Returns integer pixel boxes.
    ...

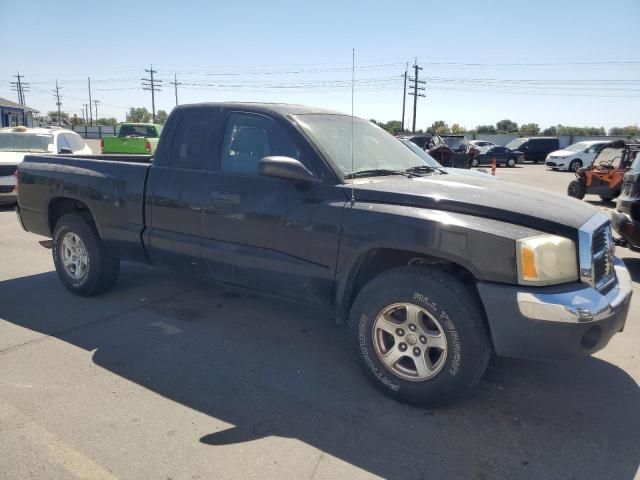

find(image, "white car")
[545,140,609,172]
[0,126,92,205]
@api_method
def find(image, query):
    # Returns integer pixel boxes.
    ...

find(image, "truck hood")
[347,173,598,236]
[0,151,27,164]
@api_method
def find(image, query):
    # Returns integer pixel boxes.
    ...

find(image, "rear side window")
[221,112,302,176]
[65,133,85,151]
[57,134,71,152]
[168,110,220,170]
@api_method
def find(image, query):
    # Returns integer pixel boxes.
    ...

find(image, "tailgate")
[102,137,148,154]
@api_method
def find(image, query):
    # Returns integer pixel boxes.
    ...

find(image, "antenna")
[351,48,355,202]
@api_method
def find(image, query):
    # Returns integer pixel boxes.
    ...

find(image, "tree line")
[370,118,640,137]
[38,107,170,127]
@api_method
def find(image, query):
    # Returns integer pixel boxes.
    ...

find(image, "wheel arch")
[48,197,97,236]
[336,247,488,326]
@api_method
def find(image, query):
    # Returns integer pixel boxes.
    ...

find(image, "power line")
[142,64,162,122]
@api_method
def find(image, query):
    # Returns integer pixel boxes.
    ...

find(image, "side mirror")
[258,156,320,183]
[585,148,591,153]
[59,148,73,154]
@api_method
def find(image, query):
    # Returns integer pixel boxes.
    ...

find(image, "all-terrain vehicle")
[567,139,639,201]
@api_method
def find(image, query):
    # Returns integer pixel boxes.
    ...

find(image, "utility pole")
[11,73,29,106]
[93,100,100,123]
[401,63,408,133]
[53,80,62,126]
[407,60,426,133]
[82,104,87,124]
[87,77,93,126]
[169,73,181,106]
[142,64,162,122]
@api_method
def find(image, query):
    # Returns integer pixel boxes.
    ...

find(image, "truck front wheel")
[52,213,120,296]
[349,266,491,408]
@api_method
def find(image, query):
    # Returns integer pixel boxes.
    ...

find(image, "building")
[0,97,38,128]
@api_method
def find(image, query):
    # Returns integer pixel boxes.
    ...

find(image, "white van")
[545,140,609,172]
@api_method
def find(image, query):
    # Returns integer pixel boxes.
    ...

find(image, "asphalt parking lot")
[0,163,638,480]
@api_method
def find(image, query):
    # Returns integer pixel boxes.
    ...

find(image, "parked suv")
[402,133,474,168]
[506,137,560,163]
[611,143,640,249]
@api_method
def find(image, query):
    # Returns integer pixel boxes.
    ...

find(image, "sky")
[1,0,639,131]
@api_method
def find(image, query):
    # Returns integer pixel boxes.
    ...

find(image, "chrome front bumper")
[517,257,632,324]
[477,257,633,359]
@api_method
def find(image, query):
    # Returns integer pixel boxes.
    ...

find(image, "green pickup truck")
[101,123,162,155]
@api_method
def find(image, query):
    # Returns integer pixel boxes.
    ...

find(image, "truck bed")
[17,154,152,263]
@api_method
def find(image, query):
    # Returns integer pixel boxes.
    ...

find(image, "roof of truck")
[175,102,345,116]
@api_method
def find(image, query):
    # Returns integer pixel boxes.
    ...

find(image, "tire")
[506,157,516,168]
[349,266,491,408]
[568,159,582,172]
[567,179,586,200]
[52,213,120,296]
[599,194,616,202]
[471,158,479,168]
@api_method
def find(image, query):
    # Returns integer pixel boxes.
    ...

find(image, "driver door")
[200,110,344,306]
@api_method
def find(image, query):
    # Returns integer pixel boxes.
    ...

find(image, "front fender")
[334,202,545,313]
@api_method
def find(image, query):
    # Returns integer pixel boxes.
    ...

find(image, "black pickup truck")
[16,103,633,407]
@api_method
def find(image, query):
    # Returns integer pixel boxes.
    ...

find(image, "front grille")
[591,223,614,290]
[0,165,17,176]
[0,185,15,193]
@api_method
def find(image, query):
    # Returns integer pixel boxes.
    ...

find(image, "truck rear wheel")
[349,266,491,408]
[52,213,120,296]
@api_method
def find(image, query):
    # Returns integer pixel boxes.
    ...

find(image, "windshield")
[596,147,623,167]
[505,138,526,150]
[293,114,430,176]
[0,133,53,152]
[118,124,159,138]
[398,139,442,167]
[441,136,467,151]
[564,142,590,152]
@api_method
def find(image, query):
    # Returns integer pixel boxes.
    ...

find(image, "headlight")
[516,235,578,286]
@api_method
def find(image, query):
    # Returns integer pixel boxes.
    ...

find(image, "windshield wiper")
[344,168,413,179]
[405,165,444,174]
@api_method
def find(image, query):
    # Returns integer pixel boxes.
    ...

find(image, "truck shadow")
[0,265,638,479]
